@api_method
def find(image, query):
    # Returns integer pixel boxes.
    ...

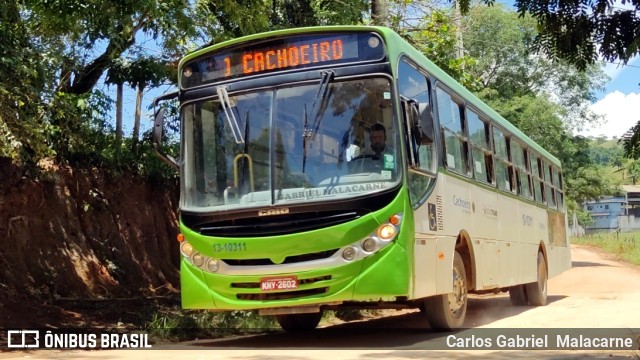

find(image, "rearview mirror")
[152,108,165,148]
[152,91,179,170]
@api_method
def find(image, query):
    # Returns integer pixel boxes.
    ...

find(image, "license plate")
[260,276,298,292]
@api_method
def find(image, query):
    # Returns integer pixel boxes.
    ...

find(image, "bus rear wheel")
[525,252,548,306]
[275,311,323,332]
[423,251,467,330]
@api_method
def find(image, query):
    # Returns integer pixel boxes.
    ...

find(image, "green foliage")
[146,310,277,340]
[572,232,640,266]
[451,0,640,70]
[565,166,615,206]
[512,0,640,71]
[408,10,480,91]
[23,0,199,94]
[589,138,625,167]
[312,0,369,25]
[621,120,640,160]
[463,5,607,133]
[202,0,367,44]
[0,0,53,163]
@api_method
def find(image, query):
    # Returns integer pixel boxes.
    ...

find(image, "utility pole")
[371,0,389,27]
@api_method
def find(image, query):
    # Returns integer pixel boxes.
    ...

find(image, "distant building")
[583,185,640,233]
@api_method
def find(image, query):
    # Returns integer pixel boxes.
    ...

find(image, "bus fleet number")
[213,242,247,252]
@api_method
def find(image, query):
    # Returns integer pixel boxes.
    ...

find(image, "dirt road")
[3,244,640,359]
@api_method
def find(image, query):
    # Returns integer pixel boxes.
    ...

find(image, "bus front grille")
[197,210,364,237]
[236,287,329,301]
[223,250,339,266]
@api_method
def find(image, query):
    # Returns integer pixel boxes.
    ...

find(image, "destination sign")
[181,32,386,88]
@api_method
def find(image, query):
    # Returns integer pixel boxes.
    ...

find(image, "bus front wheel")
[423,251,467,330]
[275,311,323,332]
[525,252,548,306]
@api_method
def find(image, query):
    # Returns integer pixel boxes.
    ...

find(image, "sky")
[577,57,640,139]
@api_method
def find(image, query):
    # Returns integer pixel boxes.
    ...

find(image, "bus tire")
[275,312,322,332]
[508,285,528,306]
[525,252,548,306]
[423,251,467,330]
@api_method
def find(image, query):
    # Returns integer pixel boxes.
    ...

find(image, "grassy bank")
[572,231,640,266]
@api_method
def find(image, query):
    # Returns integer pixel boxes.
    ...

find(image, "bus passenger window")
[437,87,468,175]
[511,141,531,199]
[493,127,512,192]
[467,109,492,184]
[544,162,556,208]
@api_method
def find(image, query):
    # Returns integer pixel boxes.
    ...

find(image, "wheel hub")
[448,268,467,314]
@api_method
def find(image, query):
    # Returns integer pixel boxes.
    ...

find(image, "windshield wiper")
[238,110,250,194]
[216,86,244,144]
[302,70,334,173]
[304,70,334,139]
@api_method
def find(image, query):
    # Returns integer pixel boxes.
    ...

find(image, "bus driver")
[368,123,389,160]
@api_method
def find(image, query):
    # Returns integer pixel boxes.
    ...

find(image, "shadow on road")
[185,294,568,350]
[572,261,611,268]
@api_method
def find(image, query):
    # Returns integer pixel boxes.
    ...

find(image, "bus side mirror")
[153,91,179,170]
[152,108,165,148]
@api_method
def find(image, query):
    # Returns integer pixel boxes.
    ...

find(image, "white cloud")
[578,91,640,138]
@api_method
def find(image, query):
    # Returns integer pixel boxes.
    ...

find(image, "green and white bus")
[153,26,571,331]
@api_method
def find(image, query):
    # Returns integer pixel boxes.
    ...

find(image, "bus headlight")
[191,252,205,267]
[206,258,220,272]
[377,224,397,240]
[181,242,194,257]
[342,246,357,261]
[362,237,377,252]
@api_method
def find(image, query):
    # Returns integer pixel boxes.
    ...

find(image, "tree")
[23,0,199,95]
[627,160,640,185]
[202,0,368,44]
[462,5,608,133]
[451,0,640,70]
[127,58,169,153]
[0,0,51,162]
[409,10,480,90]
[105,59,131,152]
[372,0,390,26]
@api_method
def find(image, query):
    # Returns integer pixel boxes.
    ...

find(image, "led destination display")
[181,32,385,88]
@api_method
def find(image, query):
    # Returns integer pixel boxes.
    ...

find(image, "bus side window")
[555,168,564,209]
[493,127,513,192]
[398,60,435,171]
[436,86,469,176]
[545,163,557,209]
[467,108,493,184]
[537,157,547,204]
[398,58,436,207]
[511,141,532,199]
[529,152,542,203]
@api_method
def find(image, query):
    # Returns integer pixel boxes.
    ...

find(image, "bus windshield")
[181,77,400,212]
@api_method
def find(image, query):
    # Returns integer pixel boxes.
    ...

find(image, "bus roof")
[180,25,562,167]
